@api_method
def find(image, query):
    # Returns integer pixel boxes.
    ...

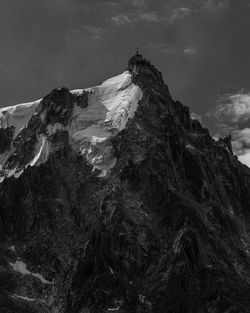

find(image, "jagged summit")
[128,49,152,70]
[1,54,250,313]
[129,48,144,63]
[0,53,237,183]
[0,55,191,181]
[0,53,177,182]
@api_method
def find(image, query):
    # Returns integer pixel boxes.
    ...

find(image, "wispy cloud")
[81,25,105,40]
[137,11,159,22]
[184,46,197,55]
[111,10,159,25]
[211,91,250,125]
[145,43,198,56]
[170,7,191,23]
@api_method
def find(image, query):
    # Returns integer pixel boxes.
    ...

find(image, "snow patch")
[186,144,196,150]
[47,122,65,136]
[29,136,50,167]
[10,260,30,275]
[70,89,86,96]
[74,137,117,176]
[32,272,53,284]
[9,260,53,284]
[9,245,15,252]
[11,294,35,302]
[107,308,120,312]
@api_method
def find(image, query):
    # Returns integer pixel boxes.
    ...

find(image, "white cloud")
[111,11,159,25]
[232,128,250,167]
[238,151,250,167]
[191,112,202,122]
[213,91,250,125]
[170,7,191,23]
[184,46,197,55]
[210,90,250,168]
[232,128,250,152]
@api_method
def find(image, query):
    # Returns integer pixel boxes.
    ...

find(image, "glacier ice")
[0,71,142,178]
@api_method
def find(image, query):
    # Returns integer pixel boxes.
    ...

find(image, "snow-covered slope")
[0,100,40,135]
[70,71,142,174]
[70,71,142,140]
[0,71,142,179]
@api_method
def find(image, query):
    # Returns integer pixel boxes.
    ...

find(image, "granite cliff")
[0,53,250,313]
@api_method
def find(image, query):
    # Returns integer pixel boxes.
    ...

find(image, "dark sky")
[1,0,250,164]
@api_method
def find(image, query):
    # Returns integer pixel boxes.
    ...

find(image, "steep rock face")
[1,54,250,313]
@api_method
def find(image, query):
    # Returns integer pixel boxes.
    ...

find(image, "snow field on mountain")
[70,71,142,141]
[0,100,40,135]
[70,71,142,174]
[0,71,142,177]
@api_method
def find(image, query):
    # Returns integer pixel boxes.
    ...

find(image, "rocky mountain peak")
[0,54,250,313]
[128,50,165,84]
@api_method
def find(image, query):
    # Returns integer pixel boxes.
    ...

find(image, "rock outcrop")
[0,53,250,313]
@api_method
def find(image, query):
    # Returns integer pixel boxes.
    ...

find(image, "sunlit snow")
[70,71,142,138]
[29,136,50,167]
[70,71,142,174]
[0,71,142,178]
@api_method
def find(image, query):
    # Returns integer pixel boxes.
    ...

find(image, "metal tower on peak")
[134,48,142,61]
